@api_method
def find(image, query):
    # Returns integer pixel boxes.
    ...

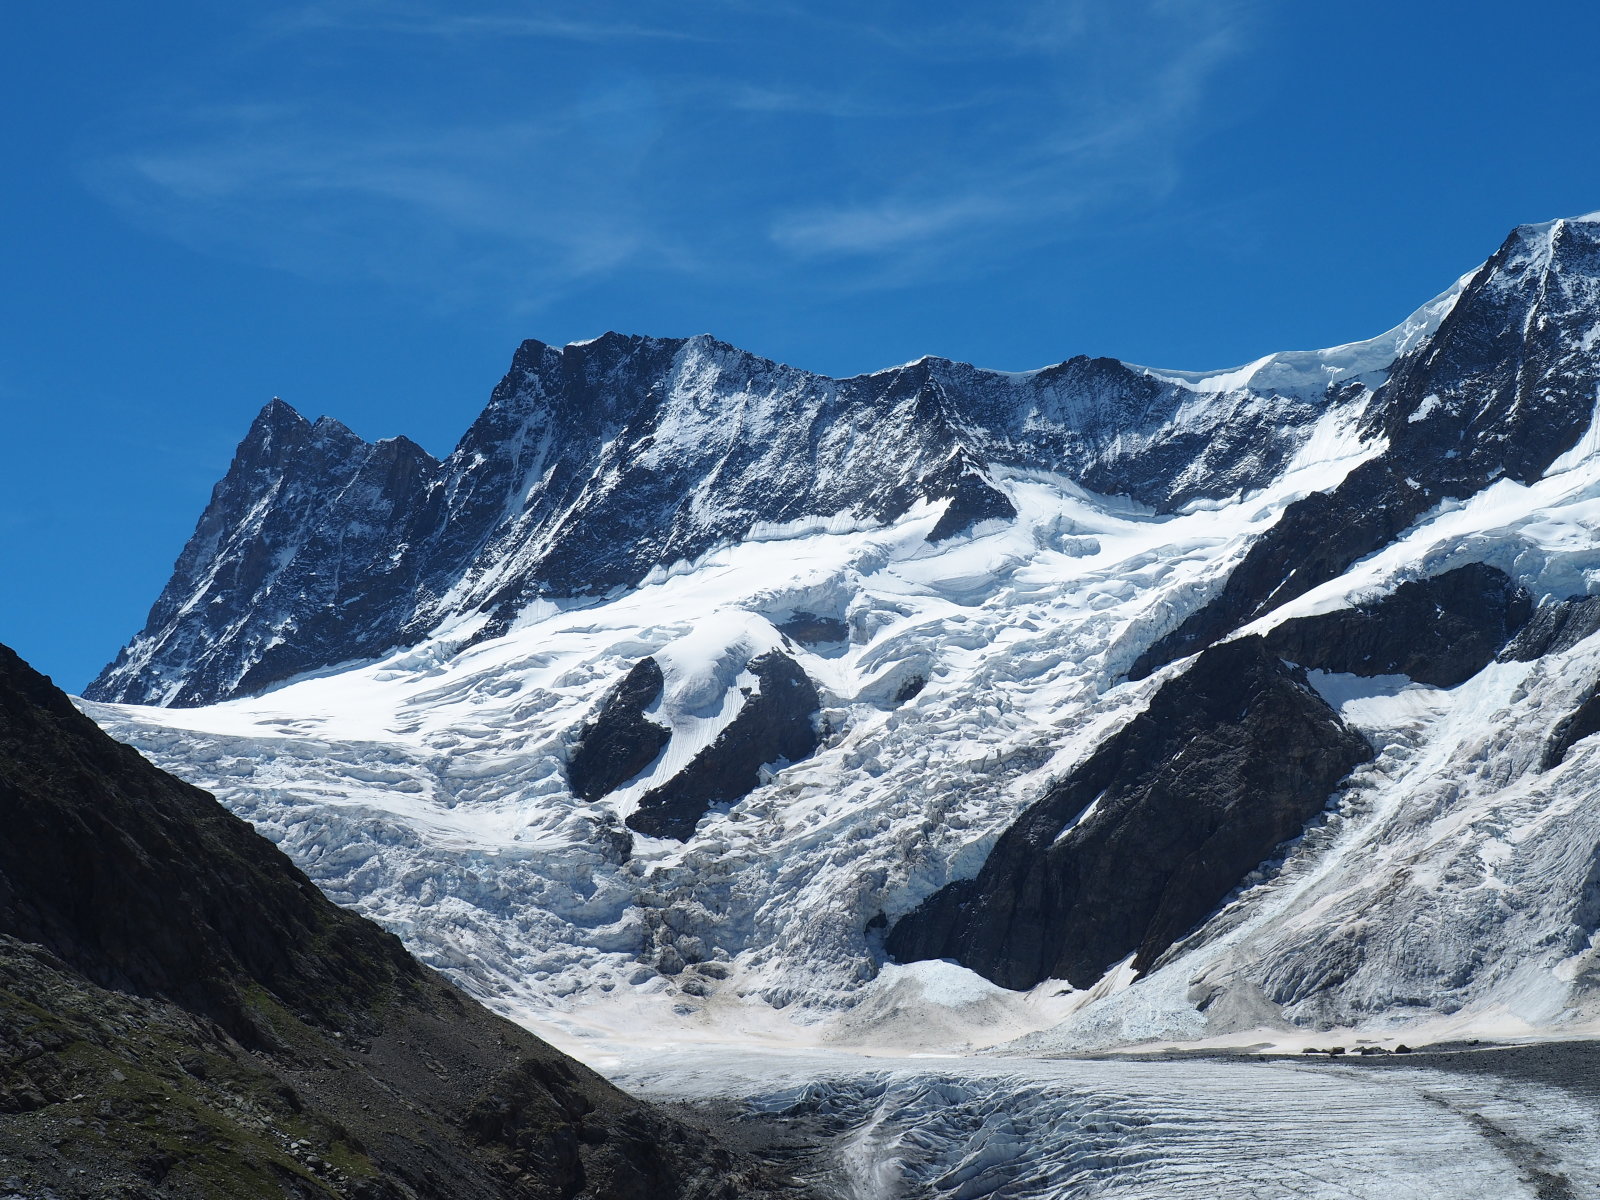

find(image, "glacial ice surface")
[607,1046,1600,1200]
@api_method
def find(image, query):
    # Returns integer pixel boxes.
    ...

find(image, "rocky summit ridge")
[89,290,1437,708]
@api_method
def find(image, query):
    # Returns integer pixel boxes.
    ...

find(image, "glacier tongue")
[604,1046,1600,1200]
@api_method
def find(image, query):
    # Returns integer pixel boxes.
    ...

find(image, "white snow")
[1132,273,1472,398]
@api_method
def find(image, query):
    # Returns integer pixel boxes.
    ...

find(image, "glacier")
[83,419,1600,1048]
[606,1045,1600,1199]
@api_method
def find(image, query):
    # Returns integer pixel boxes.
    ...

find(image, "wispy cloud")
[720,84,1000,120]
[88,110,658,296]
[264,0,706,43]
[773,196,1015,255]
[768,0,1251,270]
[81,0,1260,305]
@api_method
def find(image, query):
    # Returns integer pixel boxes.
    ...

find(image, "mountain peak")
[80,317,1413,705]
[244,394,310,440]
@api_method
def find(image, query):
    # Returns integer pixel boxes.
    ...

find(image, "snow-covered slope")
[82,212,1600,1056]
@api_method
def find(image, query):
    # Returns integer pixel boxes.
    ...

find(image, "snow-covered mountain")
[87,296,1450,709]
[82,213,1600,1057]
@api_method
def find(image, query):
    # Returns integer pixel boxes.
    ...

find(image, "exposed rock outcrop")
[628,652,820,841]
[774,613,850,645]
[568,658,671,802]
[887,637,1373,990]
[1501,594,1600,662]
[1543,683,1600,770]
[1262,563,1532,687]
[922,452,1018,543]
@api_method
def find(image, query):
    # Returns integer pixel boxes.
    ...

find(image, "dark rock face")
[924,454,1018,543]
[92,328,1357,707]
[1132,219,1600,680]
[90,401,445,708]
[1262,563,1532,687]
[0,642,416,1041]
[0,644,806,1199]
[887,637,1373,990]
[568,658,671,802]
[628,652,820,842]
[891,675,927,705]
[1544,684,1600,769]
[1502,595,1600,662]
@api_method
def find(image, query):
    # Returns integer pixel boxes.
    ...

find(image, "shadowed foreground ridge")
[0,643,808,1199]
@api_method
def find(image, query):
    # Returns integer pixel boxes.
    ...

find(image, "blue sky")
[6,0,1600,691]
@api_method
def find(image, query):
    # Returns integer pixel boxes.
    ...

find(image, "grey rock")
[1262,563,1532,687]
[1501,594,1600,662]
[887,636,1373,990]
[628,652,820,842]
[1543,683,1600,770]
[774,613,850,646]
[922,450,1018,543]
[568,658,672,802]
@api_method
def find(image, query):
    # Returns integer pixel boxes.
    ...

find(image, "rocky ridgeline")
[90,324,1369,707]
[1132,218,1600,679]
